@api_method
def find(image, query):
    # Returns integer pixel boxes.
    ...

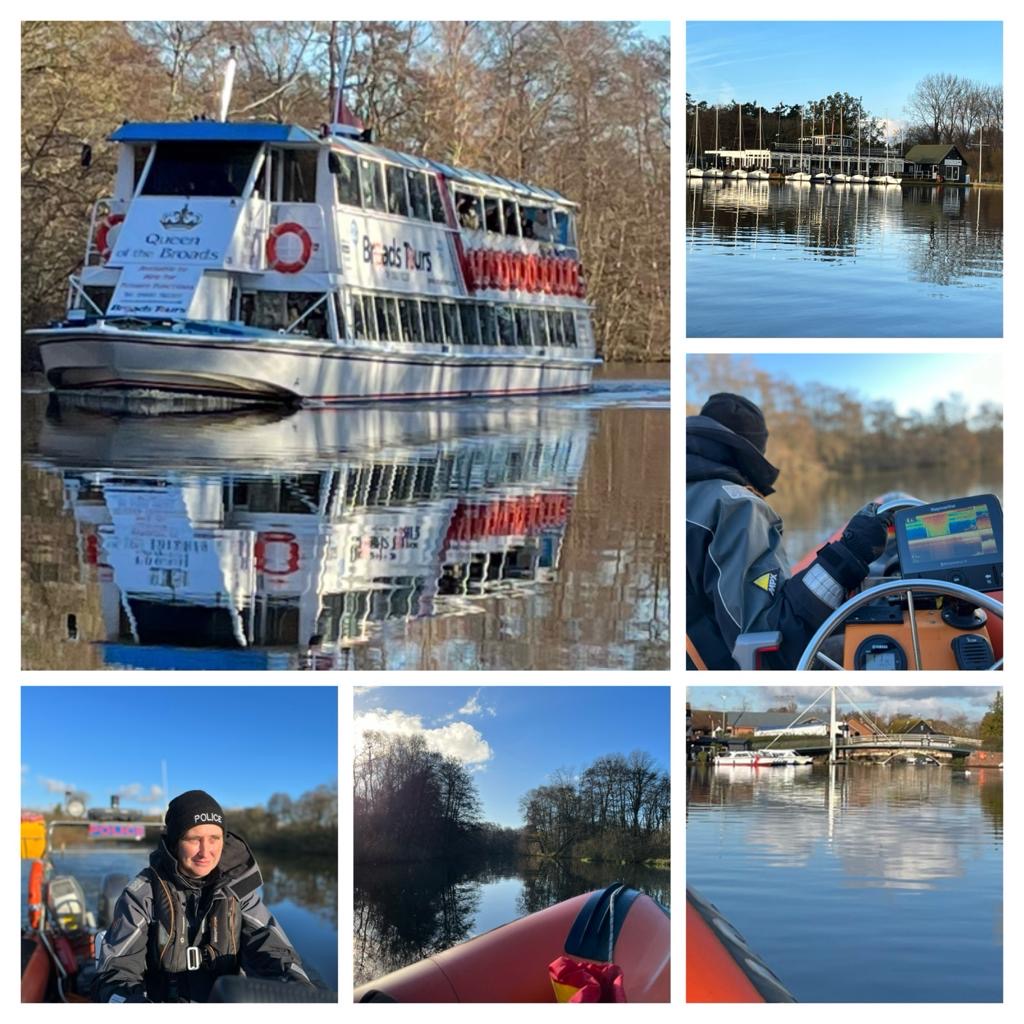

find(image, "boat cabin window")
[360,159,386,211]
[520,205,552,241]
[497,305,516,346]
[422,300,443,344]
[428,176,447,224]
[530,308,548,345]
[503,200,521,237]
[460,303,481,344]
[334,152,361,207]
[553,210,573,247]
[407,170,430,220]
[455,191,483,230]
[140,141,260,197]
[479,305,498,345]
[441,302,461,344]
[276,148,318,203]
[243,291,329,339]
[514,306,532,345]
[484,196,503,233]
[385,164,409,217]
[398,298,422,342]
[561,310,577,346]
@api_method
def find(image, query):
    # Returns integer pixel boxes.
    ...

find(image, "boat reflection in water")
[31,398,594,669]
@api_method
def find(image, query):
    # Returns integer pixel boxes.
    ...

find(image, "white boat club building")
[702,132,906,178]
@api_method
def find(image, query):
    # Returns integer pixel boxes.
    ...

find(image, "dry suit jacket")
[94,832,312,1002]
[688,477,833,668]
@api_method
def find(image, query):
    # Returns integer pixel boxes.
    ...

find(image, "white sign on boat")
[108,264,203,317]
[108,197,252,269]
[338,215,462,296]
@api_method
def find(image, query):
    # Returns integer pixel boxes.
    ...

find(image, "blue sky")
[21,687,337,812]
[687,22,1002,126]
[354,687,670,827]
[687,354,1002,417]
[687,686,1001,722]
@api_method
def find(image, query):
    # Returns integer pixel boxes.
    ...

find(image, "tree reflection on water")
[354,856,670,986]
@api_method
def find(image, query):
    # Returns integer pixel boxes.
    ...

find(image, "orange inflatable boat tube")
[686,888,795,1003]
[355,886,669,1003]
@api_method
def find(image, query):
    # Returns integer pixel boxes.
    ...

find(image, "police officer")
[94,790,313,1002]
[687,393,890,670]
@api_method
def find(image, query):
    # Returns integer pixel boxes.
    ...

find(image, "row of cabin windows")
[453,190,573,247]
[333,153,448,224]
[350,294,579,348]
[332,151,574,247]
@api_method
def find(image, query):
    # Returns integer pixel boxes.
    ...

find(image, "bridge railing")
[843,734,965,748]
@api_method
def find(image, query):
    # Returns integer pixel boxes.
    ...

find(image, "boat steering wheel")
[796,578,1004,671]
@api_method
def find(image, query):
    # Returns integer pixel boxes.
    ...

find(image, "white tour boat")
[30,108,599,404]
[715,751,778,767]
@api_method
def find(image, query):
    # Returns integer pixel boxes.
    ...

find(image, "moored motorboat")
[354,883,669,1002]
[715,751,777,767]
[686,887,796,1002]
[29,66,598,405]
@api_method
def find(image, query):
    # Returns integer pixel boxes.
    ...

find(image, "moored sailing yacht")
[706,108,724,178]
[850,98,868,183]
[30,72,599,404]
[787,110,811,182]
[831,107,849,183]
[747,107,770,180]
[688,103,705,178]
[724,104,748,178]
[812,105,831,183]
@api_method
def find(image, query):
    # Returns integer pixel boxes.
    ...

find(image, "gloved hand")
[840,502,892,565]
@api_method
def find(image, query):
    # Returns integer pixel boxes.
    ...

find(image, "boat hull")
[687,888,795,1002]
[354,890,669,1002]
[34,328,598,405]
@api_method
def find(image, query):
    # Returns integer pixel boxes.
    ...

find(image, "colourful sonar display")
[903,504,996,566]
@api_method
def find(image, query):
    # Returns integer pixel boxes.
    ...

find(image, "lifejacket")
[143,861,256,1002]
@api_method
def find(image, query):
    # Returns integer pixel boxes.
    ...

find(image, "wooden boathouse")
[901,144,970,182]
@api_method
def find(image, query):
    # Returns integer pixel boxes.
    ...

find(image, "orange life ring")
[539,258,554,294]
[467,249,487,291]
[266,222,313,274]
[27,860,44,930]
[255,531,300,575]
[524,255,539,291]
[95,213,125,262]
[495,252,511,290]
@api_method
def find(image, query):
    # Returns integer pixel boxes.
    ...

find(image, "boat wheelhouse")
[31,120,598,403]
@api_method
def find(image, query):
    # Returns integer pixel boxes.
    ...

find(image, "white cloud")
[21,764,28,777]
[457,690,496,718]
[118,783,164,804]
[355,708,493,766]
[39,776,75,794]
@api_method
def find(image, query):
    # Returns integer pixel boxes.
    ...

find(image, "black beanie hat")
[164,790,225,847]
[700,393,769,454]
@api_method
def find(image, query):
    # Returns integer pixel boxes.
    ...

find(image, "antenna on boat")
[218,45,237,123]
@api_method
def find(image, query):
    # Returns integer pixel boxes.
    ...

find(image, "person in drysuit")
[687,392,890,669]
[94,789,313,1002]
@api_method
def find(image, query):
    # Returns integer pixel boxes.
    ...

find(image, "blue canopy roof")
[109,121,319,144]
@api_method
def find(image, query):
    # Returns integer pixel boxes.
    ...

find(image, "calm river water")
[21,365,667,670]
[687,763,1002,1002]
[353,857,670,987]
[20,848,338,990]
[686,181,1003,337]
